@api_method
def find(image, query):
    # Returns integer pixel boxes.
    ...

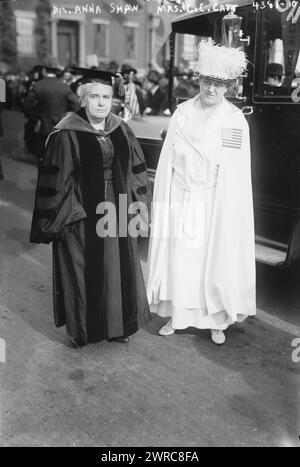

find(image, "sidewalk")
[0,156,299,447]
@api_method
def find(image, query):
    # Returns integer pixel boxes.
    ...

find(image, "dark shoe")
[67,334,86,348]
[108,335,129,343]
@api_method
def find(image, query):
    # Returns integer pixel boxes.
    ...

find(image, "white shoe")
[210,329,226,345]
[159,319,175,336]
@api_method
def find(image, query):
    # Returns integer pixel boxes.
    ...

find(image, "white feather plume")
[194,40,248,81]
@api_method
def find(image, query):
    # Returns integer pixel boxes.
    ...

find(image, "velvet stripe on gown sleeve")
[122,123,152,208]
[30,130,86,244]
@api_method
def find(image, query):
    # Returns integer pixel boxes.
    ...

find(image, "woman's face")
[83,83,113,121]
[199,77,228,107]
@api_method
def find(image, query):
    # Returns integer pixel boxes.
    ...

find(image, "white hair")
[78,82,113,106]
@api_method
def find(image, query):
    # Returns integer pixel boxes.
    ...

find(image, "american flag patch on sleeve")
[221,128,243,149]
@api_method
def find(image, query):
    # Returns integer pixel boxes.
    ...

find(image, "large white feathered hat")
[195,40,247,83]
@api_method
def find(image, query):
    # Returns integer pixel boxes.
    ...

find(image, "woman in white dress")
[146,42,256,345]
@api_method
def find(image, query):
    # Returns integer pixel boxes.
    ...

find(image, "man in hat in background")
[58,68,75,87]
[121,65,145,120]
[30,68,151,348]
[147,41,256,345]
[145,70,165,115]
[21,65,44,154]
[23,65,80,160]
[265,63,284,87]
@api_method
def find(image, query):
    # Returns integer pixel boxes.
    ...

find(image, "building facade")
[3,0,247,73]
[10,0,159,73]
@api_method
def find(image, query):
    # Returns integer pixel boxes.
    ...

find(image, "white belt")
[172,172,216,251]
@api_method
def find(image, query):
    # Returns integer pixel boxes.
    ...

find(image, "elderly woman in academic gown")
[146,42,256,345]
[30,69,152,347]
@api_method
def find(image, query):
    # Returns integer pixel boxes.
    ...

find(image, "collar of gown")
[54,107,123,136]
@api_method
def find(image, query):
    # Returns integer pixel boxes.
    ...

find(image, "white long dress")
[146,95,256,330]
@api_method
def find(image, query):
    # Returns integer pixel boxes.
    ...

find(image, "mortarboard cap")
[71,67,125,97]
[69,66,118,86]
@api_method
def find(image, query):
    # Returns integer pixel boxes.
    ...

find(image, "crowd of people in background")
[0,60,200,160]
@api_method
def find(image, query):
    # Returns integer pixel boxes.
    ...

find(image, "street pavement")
[0,111,299,447]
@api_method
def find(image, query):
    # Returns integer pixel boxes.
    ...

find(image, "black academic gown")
[30,108,152,344]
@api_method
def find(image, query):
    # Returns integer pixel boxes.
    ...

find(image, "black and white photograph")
[0,0,299,449]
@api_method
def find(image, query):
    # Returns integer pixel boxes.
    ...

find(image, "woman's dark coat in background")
[30,108,152,344]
